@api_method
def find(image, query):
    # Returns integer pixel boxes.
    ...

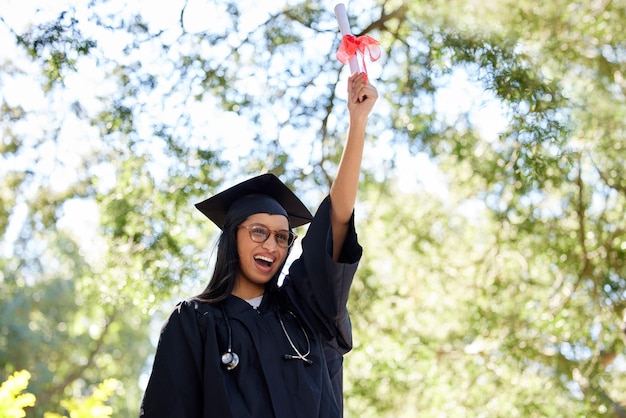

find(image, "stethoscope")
[220,303,312,371]
[220,304,240,370]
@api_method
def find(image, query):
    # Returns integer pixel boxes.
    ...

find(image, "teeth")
[254,255,273,263]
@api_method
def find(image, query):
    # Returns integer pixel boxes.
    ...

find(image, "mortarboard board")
[195,173,313,230]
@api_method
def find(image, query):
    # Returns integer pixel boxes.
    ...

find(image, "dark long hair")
[193,210,292,303]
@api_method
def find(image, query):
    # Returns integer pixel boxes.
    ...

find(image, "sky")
[0,0,512,271]
[0,0,510,259]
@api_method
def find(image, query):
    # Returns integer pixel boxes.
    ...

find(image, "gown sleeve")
[139,301,231,418]
[284,195,362,354]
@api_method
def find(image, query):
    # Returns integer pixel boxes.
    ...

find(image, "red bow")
[336,34,381,76]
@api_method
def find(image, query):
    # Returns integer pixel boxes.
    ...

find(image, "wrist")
[349,110,370,124]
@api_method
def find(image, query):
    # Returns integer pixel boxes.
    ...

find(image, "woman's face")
[233,213,290,299]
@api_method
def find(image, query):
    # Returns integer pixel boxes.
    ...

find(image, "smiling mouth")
[254,255,274,268]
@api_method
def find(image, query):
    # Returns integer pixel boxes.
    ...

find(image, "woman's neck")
[231,283,264,301]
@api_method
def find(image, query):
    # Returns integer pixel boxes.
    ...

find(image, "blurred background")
[1,0,625,416]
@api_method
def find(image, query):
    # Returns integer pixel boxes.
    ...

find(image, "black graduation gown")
[140,196,362,417]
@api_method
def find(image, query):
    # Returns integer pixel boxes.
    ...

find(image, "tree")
[0,370,117,418]
[1,0,624,416]
[0,370,35,418]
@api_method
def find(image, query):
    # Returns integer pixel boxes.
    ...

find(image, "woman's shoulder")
[173,298,221,319]
[165,299,223,340]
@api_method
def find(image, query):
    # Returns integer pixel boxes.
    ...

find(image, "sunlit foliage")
[1,0,624,416]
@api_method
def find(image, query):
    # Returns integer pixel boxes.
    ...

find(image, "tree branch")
[357,4,408,36]
[37,310,117,407]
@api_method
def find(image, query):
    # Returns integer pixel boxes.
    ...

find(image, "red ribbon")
[336,34,381,77]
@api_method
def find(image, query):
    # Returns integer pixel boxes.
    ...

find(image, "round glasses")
[239,224,297,248]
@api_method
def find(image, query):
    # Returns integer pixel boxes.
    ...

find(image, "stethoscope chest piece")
[221,351,239,371]
[220,303,240,371]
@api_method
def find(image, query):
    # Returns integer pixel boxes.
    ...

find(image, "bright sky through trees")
[0,0,507,248]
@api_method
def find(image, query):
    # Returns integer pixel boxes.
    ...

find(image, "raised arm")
[329,73,378,261]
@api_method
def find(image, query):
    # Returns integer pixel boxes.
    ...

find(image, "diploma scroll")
[334,3,360,74]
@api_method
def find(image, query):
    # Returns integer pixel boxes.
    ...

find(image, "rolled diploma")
[334,3,360,74]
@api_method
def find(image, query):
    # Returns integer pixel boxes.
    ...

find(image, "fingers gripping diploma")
[347,72,378,115]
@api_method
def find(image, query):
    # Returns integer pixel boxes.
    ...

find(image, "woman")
[140,73,378,417]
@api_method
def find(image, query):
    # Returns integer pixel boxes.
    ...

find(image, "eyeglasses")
[239,224,297,248]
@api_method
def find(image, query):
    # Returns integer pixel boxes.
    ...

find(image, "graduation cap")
[195,173,313,230]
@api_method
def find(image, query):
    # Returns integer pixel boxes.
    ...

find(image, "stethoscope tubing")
[219,302,313,370]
